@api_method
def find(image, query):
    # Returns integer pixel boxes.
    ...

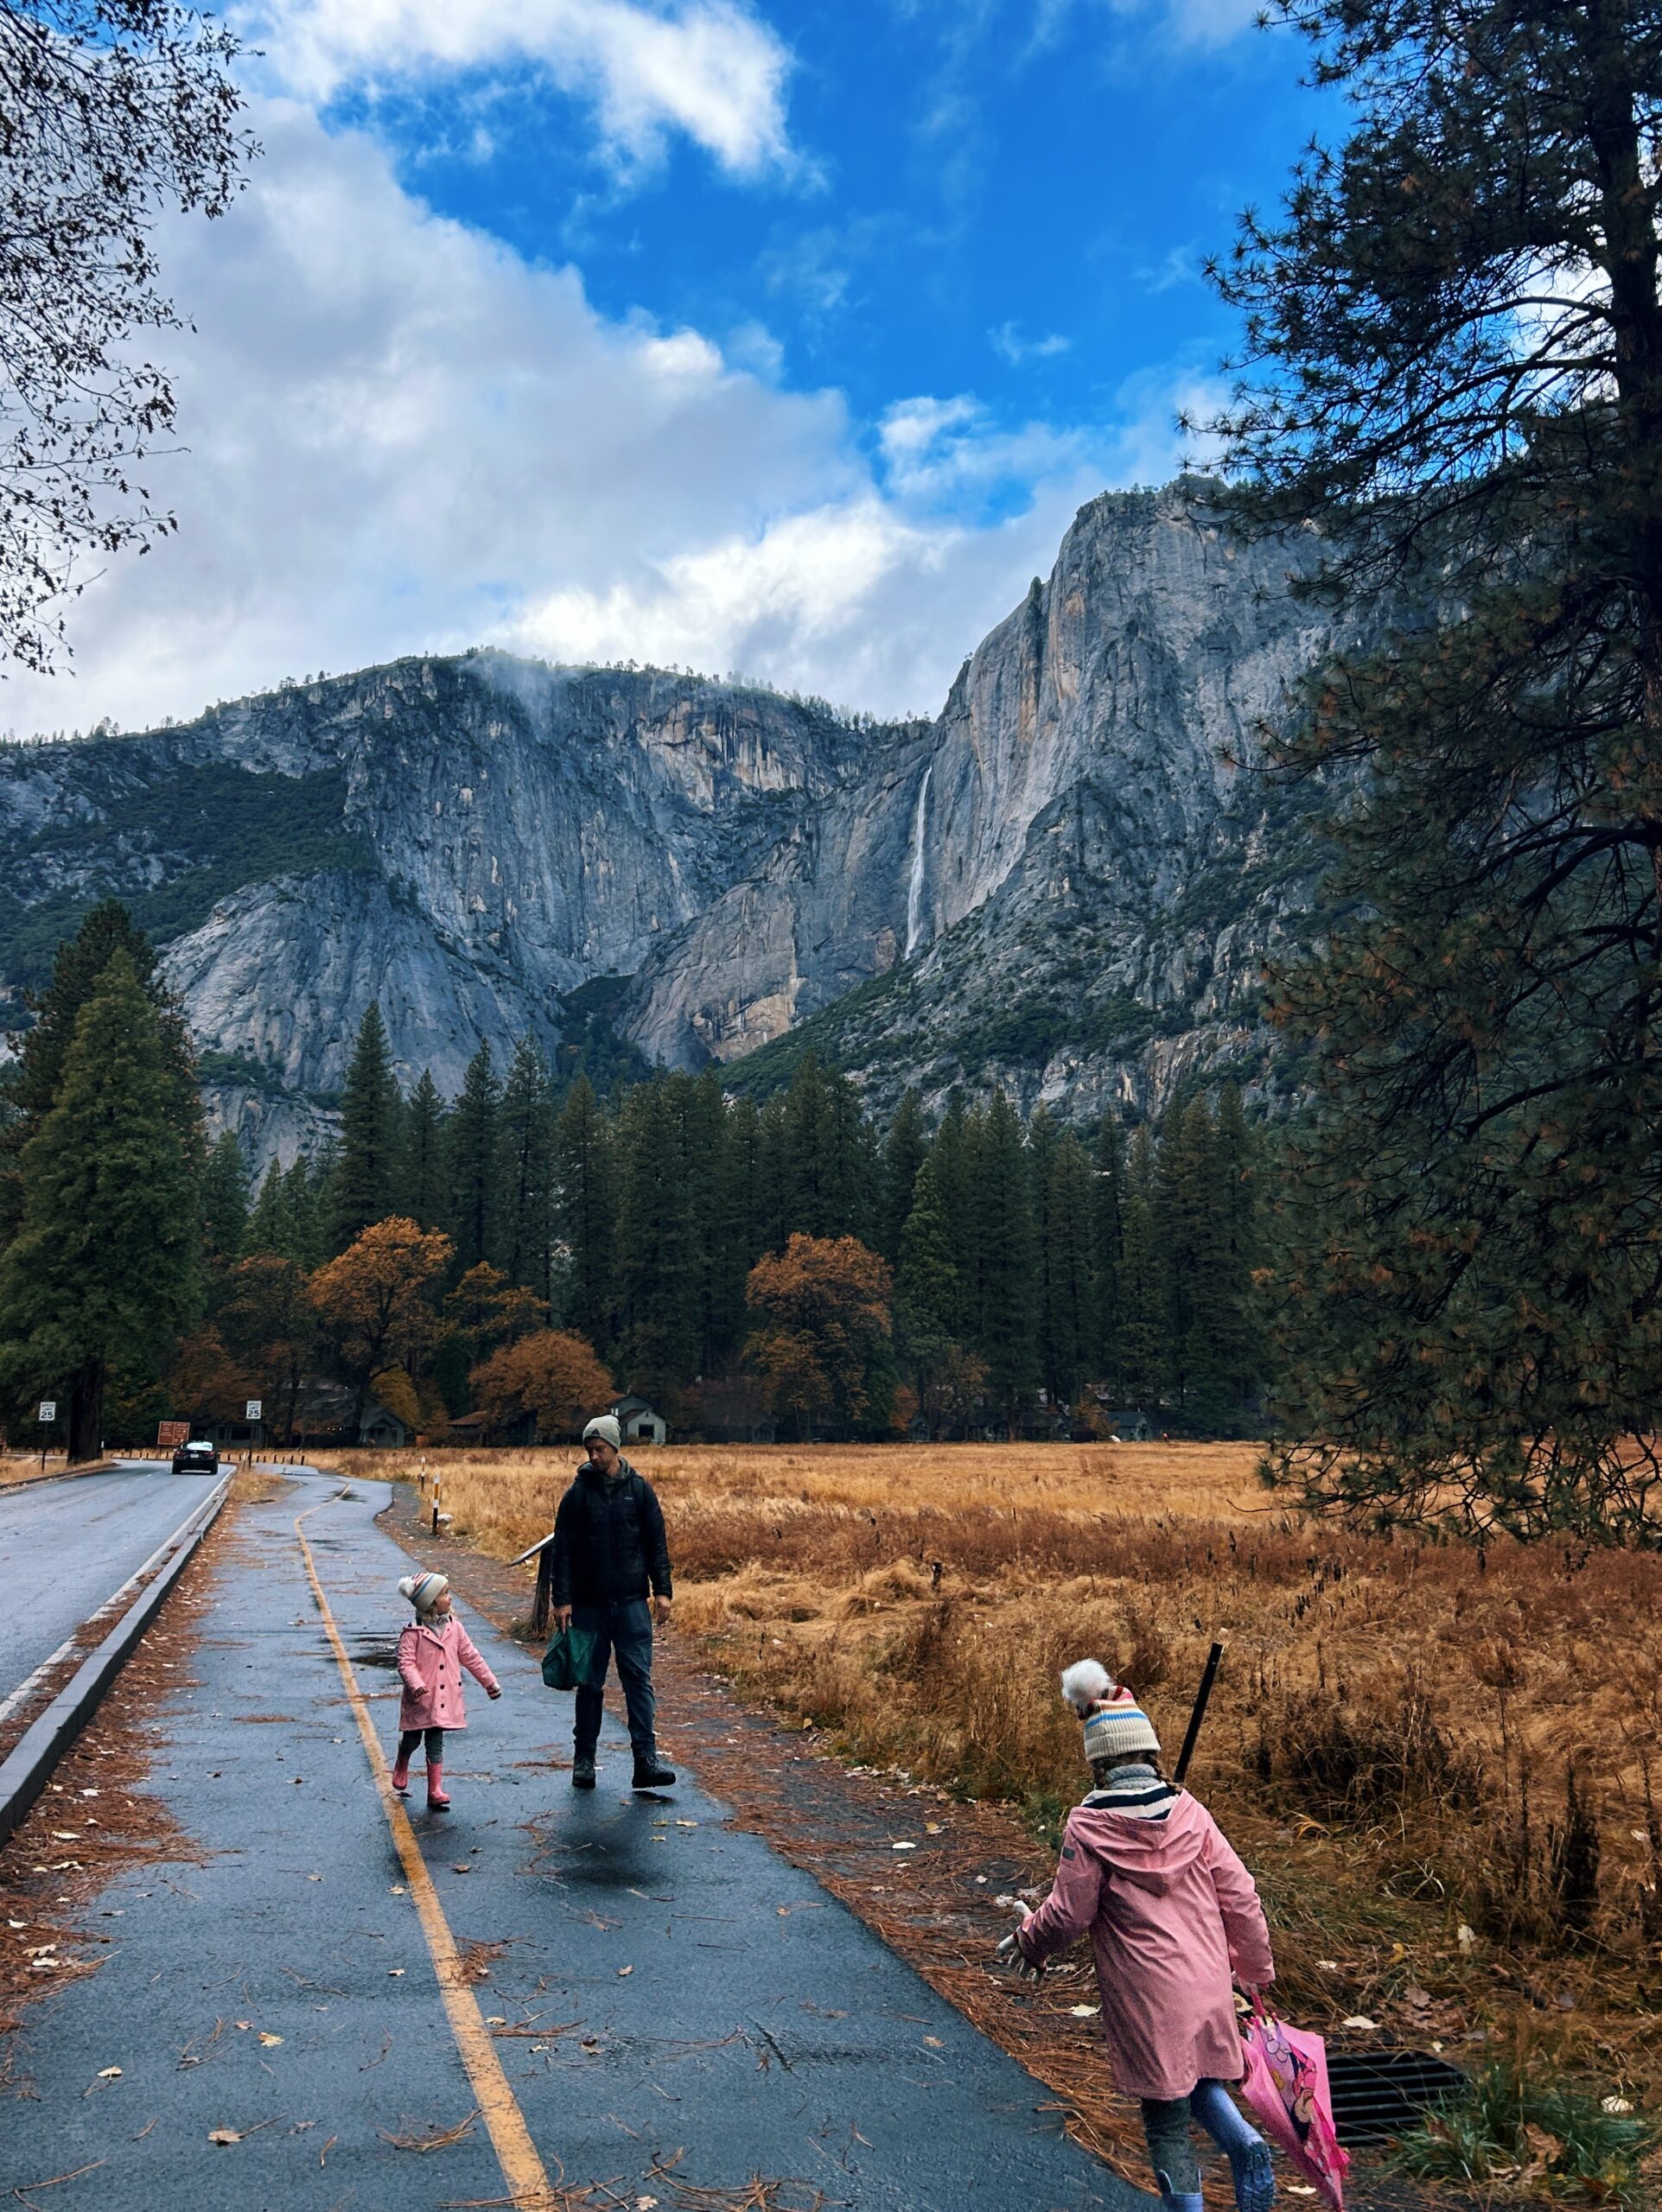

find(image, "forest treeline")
[0,903,1264,1452]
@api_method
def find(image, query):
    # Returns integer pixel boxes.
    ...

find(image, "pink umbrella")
[1238,1998,1351,2210]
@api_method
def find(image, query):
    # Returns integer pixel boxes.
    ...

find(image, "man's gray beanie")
[583,1414,622,1451]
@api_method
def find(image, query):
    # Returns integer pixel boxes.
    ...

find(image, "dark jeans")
[571,1599,656,1759]
[1141,2077,1258,2196]
[397,1727,443,1765]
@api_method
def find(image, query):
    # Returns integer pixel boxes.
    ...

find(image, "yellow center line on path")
[295,1498,557,2212]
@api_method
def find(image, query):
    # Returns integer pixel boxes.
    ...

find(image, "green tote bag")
[541,1624,602,1691]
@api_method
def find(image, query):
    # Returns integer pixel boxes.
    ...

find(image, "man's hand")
[653,1595,672,1628]
[553,1605,572,1630]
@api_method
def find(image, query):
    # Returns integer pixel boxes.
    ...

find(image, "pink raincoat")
[396,1615,499,1732]
[1016,1793,1275,2101]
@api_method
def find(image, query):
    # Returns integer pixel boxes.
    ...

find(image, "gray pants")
[397,1726,443,1765]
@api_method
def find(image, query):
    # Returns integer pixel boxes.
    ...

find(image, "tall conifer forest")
[0,918,1267,1443]
[203,1000,1266,1442]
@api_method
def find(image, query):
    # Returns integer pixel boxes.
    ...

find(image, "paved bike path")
[0,1461,220,1712]
[3,1471,1149,2210]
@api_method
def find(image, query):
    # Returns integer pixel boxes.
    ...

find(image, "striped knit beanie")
[1082,1697,1162,1765]
[1060,1658,1161,1764]
[399,1571,449,1614]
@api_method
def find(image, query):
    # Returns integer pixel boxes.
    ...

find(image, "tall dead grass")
[320,1440,1662,2103]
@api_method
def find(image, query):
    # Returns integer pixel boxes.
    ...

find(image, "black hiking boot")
[571,1753,596,1789]
[632,1753,676,1790]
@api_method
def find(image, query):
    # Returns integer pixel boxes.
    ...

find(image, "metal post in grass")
[1173,1639,1226,1789]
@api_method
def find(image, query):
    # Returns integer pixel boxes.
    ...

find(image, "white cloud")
[0,104,1208,739]
[990,321,1072,365]
[236,0,798,176]
[1106,0,1262,46]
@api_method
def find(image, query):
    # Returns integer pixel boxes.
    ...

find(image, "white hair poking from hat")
[1060,1659,1118,1715]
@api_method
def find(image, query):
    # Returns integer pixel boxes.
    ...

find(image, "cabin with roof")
[610,1393,668,1446]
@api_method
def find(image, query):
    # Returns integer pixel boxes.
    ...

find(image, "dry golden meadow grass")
[318,1439,1662,2114]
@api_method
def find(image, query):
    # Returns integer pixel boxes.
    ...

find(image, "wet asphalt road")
[3,1470,1154,2211]
[0,1460,220,1713]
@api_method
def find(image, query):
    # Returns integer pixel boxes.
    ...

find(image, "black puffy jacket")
[543,1459,672,1611]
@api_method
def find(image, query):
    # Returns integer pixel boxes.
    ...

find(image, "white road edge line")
[0,1640,77,1728]
[0,1468,227,1717]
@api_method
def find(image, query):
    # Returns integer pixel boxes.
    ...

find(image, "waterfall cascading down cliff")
[904,764,932,959]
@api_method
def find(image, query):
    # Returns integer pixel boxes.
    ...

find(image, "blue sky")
[9,0,1328,738]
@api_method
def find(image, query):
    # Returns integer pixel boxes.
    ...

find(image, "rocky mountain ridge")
[0,480,1337,1159]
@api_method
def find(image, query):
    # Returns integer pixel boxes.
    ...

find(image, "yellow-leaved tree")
[744,1232,891,1440]
[469,1329,615,1442]
[309,1217,453,1433]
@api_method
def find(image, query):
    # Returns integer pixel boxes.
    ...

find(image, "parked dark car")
[171,1439,220,1476]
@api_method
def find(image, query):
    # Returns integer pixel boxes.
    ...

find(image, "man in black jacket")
[538,1414,675,1790]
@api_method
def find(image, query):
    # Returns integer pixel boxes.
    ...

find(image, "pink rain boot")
[426,1762,451,1809]
[391,1748,411,1795]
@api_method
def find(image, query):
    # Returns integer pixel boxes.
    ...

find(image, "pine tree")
[0,952,201,1459]
[895,1153,968,1432]
[1028,1104,1060,1401]
[399,1070,449,1229]
[822,1070,878,1246]
[1167,1097,1230,1429]
[1117,1125,1163,1410]
[447,1041,500,1274]
[1043,1129,1098,1410]
[555,1075,614,1351]
[288,1152,331,1270]
[496,1039,556,1300]
[927,1096,975,1338]
[200,1127,250,1269]
[1093,1111,1125,1386]
[1205,1,1662,1535]
[971,1090,1038,1434]
[1213,1084,1260,1422]
[723,1090,766,1281]
[780,1054,833,1236]
[684,1067,748,1375]
[753,1090,792,1255]
[331,1003,401,1252]
[1,899,199,1251]
[245,1159,290,1258]
[612,1077,697,1403]
[879,1087,927,1263]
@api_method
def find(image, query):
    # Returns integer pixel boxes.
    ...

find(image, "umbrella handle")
[1172,1640,1226,1789]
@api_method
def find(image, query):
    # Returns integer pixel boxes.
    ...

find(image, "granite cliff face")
[621,482,1336,1120]
[0,481,1336,1157]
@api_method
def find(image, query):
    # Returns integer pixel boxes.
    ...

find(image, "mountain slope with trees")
[0,484,1338,1160]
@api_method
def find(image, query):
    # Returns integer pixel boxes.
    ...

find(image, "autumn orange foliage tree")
[309,1217,453,1428]
[469,1328,615,1441]
[444,1262,547,1357]
[744,1232,891,1439]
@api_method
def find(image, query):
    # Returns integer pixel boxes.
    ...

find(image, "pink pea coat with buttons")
[396,1615,498,1732]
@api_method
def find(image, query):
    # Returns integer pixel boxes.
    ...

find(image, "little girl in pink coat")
[391,1571,500,1808]
[1004,1662,1277,2212]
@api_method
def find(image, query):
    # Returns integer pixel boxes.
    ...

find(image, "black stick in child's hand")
[1172,1640,1226,1789]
